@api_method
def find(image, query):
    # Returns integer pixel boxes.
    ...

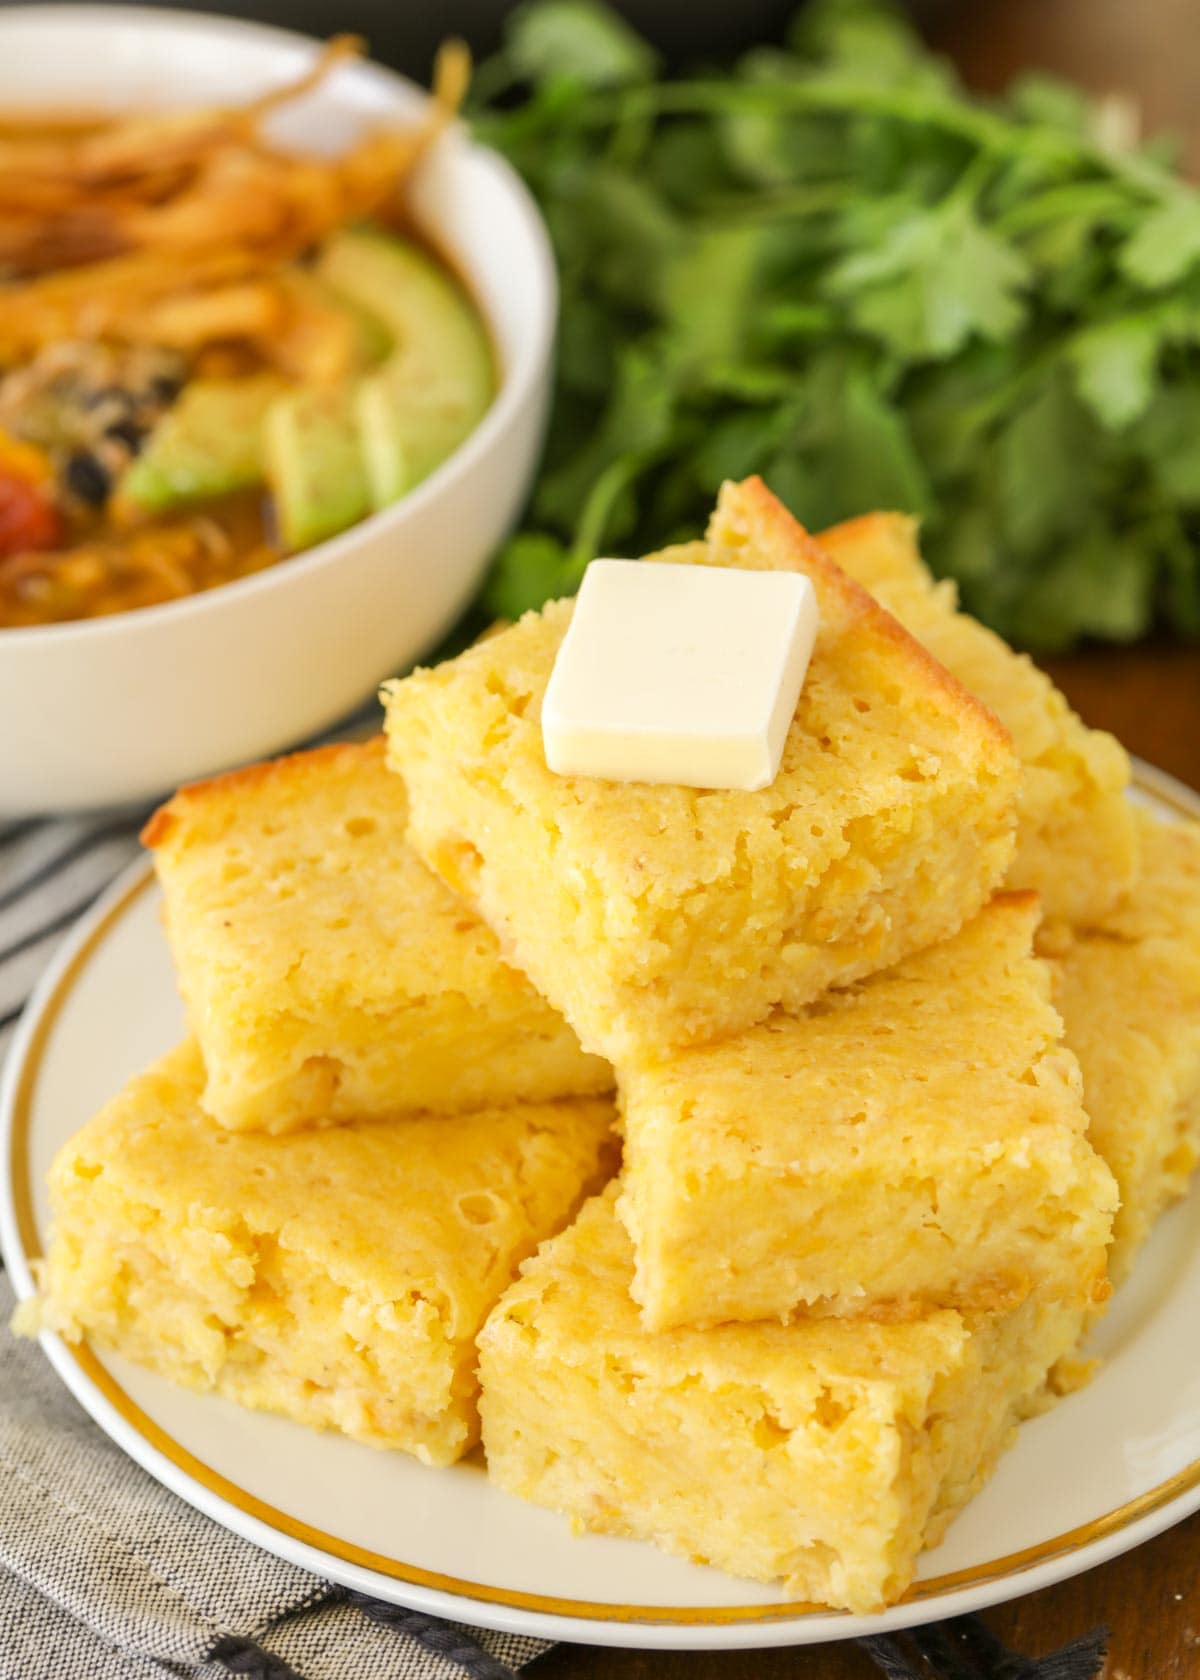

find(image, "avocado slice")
[281,269,393,377]
[315,231,494,509]
[119,375,286,512]
[264,386,372,552]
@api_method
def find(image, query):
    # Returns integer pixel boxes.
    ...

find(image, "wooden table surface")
[531,2,1200,1675]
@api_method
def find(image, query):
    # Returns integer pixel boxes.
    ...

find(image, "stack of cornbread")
[27,478,1200,1614]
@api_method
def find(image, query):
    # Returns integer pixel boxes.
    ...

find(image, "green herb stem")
[569,451,651,571]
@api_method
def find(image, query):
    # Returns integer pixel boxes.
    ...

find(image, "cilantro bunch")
[474,0,1200,650]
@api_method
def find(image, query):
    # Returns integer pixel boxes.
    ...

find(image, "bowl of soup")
[0,7,556,813]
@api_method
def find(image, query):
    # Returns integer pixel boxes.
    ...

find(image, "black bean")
[64,451,111,506]
[104,418,142,449]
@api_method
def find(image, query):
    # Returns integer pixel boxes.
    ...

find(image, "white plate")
[4,762,1200,1652]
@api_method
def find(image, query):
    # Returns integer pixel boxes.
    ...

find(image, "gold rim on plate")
[8,764,1200,1627]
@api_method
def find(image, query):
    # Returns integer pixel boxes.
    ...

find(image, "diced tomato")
[0,469,64,558]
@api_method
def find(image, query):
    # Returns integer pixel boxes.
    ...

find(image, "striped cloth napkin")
[0,794,552,1680]
[0,799,1108,1680]
[0,811,147,1060]
[0,698,380,1062]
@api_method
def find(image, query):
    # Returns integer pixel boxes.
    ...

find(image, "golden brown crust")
[990,888,1042,916]
[138,807,173,849]
[719,479,1014,766]
[818,510,920,560]
[140,736,386,850]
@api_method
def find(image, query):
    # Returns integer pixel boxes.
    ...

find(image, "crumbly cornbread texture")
[478,1189,1087,1614]
[384,478,1019,1063]
[1041,811,1200,1279]
[815,513,1136,924]
[34,1043,617,1465]
[618,895,1116,1329]
[143,739,610,1133]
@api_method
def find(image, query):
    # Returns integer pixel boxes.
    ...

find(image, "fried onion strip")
[0,34,471,366]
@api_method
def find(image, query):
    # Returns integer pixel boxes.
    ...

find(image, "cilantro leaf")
[719,51,849,187]
[534,346,678,532]
[1161,516,1200,634]
[826,202,1030,360]
[505,0,658,88]
[997,373,1101,556]
[771,362,930,528]
[1120,195,1200,289]
[820,371,931,519]
[1007,73,1093,137]
[790,0,948,93]
[1070,316,1163,429]
[1007,523,1155,649]
[661,226,765,373]
[484,533,580,621]
[1130,387,1200,501]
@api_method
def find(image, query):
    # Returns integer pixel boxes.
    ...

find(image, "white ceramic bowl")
[0,7,556,815]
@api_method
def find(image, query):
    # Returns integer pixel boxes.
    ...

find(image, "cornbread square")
[1041,811,1200,1279]
[478,1189,1087,1613]
[817,513,1137,924]
[143,739,610,1133]
[384,478,1019,1062]
[619,895,1117,1330]
[33,1042,617,1465]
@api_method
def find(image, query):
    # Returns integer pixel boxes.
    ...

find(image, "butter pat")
[542,559,819,790]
